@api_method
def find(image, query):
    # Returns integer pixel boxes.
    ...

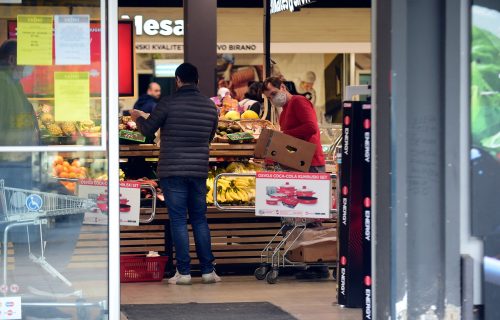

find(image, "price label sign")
[119,130,146,143]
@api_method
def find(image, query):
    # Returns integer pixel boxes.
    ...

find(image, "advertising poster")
[361,104,372,319]
[0,296,22,319]
[338,101,367,308]
[54,72,90,121]
[54,15,91,65]
[255,172,331,219]
[78,179,141,226]
[16,15,53,66]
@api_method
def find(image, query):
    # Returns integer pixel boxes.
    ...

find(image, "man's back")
[136,84,218,178]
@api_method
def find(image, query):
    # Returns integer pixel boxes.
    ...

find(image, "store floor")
[120,276,361,320]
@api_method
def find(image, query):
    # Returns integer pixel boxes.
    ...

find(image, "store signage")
[79,179,141,226]
[135,42,263,54]
[255,172,331,219]
[270,0,313,14]
[121,15,183,36]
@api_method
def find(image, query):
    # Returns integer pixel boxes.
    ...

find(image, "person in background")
[262,76,325,173]
[262,76,329,280]
[0,39,39,146]
[130,63,220,285]
[133,82,161,114]
[238,82,267,118]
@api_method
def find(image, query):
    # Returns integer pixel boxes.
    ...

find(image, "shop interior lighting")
[154,59,183,77]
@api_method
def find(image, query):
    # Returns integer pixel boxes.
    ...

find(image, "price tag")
[119,130,146,143]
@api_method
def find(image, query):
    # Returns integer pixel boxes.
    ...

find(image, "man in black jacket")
[130,63,219,285]
[133,82,161,113]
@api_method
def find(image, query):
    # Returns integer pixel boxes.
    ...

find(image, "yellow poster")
[17,15,53,66]
[54,72,90,121]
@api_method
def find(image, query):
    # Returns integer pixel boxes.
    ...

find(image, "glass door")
[0,0,120,318]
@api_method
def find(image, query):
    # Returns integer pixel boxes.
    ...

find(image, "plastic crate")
[120,255,168,283]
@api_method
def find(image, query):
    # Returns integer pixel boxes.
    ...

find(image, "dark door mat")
[121,302,298,320]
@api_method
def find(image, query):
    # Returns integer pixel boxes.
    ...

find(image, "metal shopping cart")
[0,179,107,319]
[213,172,338,284]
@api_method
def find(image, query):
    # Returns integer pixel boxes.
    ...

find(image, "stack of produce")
[52,155,88,193]
[206,162,262,206]
[79,120,101,137]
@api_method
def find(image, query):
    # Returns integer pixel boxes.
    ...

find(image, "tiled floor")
[120,275,362,320]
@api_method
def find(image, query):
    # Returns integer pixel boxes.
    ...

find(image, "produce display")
[79,120,101,137]
[52,155,88,193]
[206,162,262,206]
[238,120,276,137]
[119,116,138,131]
[36,104,101,141]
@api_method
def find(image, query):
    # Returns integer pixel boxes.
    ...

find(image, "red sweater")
[279,95,325,167]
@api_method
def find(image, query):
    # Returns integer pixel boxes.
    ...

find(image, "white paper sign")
[0,296,22,319]
[55,15,91,65]
[255,172,331,218]
[78,180,141,226]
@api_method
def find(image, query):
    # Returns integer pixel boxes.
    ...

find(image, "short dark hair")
[262,77,283,91]
[0,40,16,66]
[175,62,199,84]
[245,82,263,102]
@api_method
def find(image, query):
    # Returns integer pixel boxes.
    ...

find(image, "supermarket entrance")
[117,1,368,320]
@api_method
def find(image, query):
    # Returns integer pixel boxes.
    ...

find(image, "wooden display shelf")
[119,143,255,158]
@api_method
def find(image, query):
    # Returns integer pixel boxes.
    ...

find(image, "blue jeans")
[161,176,215,275]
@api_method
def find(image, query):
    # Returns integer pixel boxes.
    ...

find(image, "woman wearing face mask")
[262,76,325,173]
[0,39,39,146]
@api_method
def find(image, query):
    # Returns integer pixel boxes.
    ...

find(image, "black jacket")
[133,94,158,113]
[136,85,218,178]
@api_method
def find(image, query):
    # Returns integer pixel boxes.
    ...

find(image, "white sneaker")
[202,271,222,284]
[167,271,192,285]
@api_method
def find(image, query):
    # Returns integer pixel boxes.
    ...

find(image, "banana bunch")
[206,176,215,205]
[215,177,255,205]
[205,161,263,205]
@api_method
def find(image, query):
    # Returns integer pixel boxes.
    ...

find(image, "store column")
[184,0,217,96]
[373,0,465,318]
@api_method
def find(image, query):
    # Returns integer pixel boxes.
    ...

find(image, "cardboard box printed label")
[255,172,331,218]
[254,129,316,172]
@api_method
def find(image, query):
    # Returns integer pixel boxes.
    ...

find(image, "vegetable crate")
[120,255,168,283]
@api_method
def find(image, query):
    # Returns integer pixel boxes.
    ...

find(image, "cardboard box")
[286,227,337,262]
[288,240,338,263]
[254,128,316,172]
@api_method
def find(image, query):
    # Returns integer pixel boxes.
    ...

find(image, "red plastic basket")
[120,255,168,283]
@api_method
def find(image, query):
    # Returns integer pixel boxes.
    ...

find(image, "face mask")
[270,91,287,108]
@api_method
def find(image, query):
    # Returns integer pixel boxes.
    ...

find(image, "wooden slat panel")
[120,232,164,239]
[75,248,108,255]
[120,246,164,253]
[121,225,164,231]
[120,239,164,246]
[76,240,107,247]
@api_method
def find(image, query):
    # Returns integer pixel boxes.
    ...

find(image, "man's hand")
[129,109,145,122]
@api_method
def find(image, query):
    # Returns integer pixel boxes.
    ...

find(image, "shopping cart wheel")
[266,269,279,284]
[254,264,269,280]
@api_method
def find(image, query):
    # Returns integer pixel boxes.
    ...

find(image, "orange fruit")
[55,164,64,174]
[63,161,70,167]
[68,172,77,179]
[54,156,64,166]
[59,172,69,178]
[72,160,80,167]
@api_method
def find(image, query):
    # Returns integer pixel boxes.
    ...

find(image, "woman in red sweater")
[262,77,326,172]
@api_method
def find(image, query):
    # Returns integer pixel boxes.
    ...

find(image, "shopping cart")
[213,173,339,284]
[0,179,107,319]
